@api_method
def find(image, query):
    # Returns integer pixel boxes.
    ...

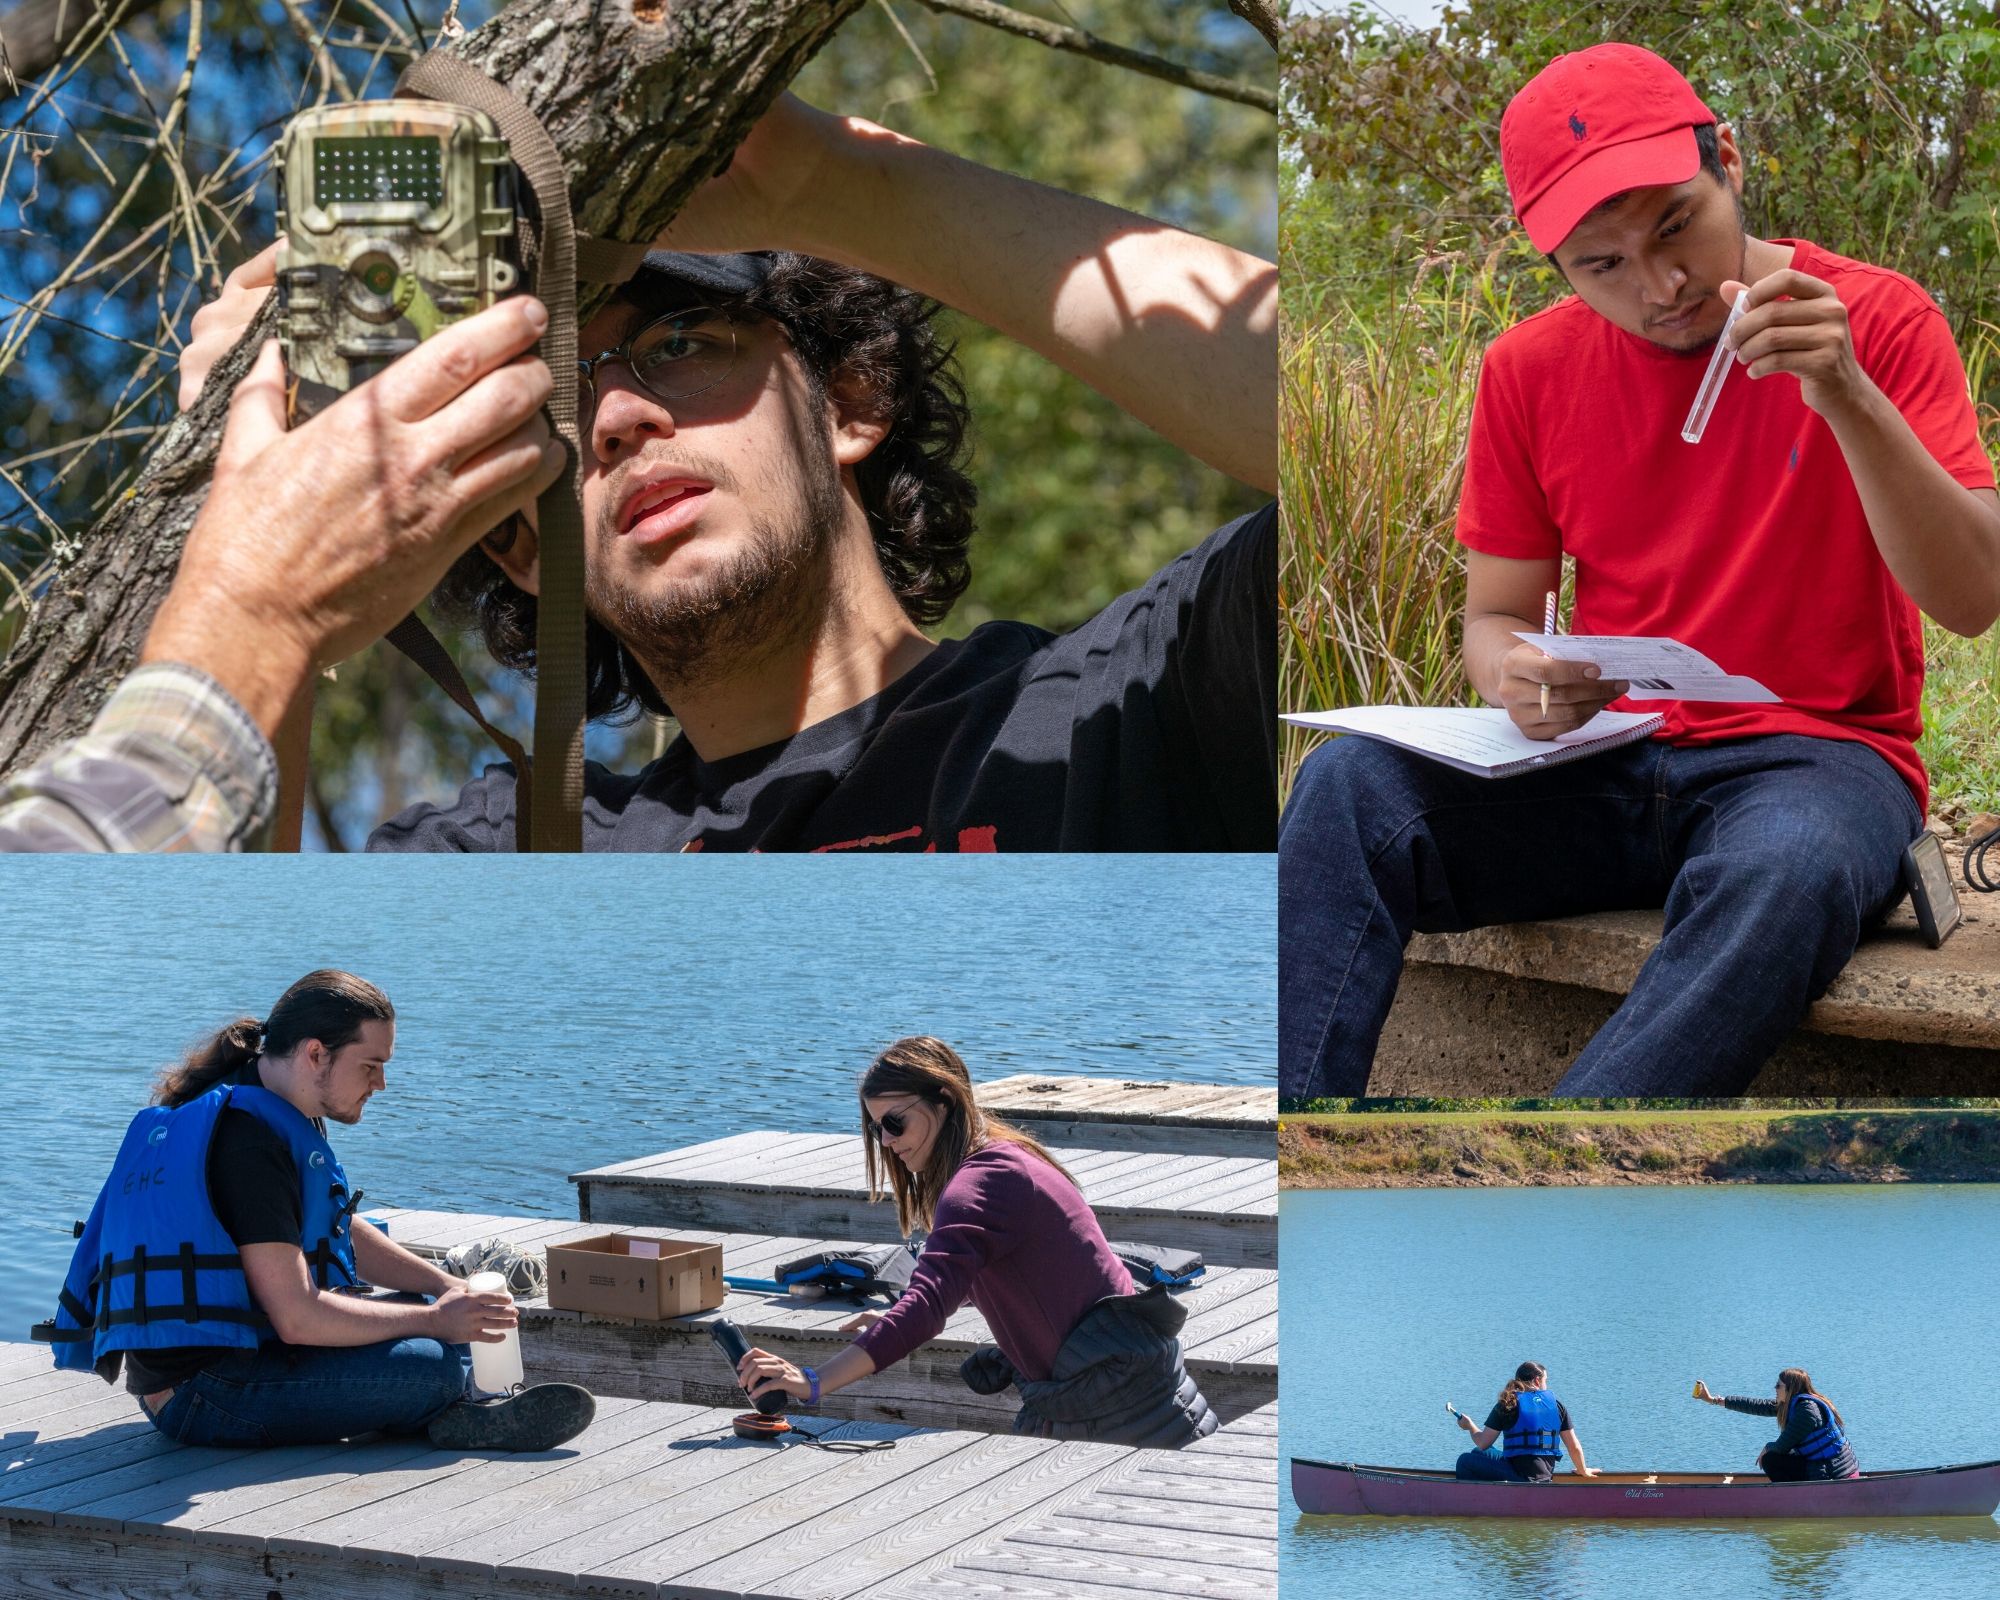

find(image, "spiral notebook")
[1282,705,1665,779]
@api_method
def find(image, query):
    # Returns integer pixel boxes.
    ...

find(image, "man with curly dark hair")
[166,95,1276,853]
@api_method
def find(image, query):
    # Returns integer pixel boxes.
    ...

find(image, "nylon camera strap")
[389,51,649,851]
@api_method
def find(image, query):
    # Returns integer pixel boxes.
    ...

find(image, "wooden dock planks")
[0,1346,1275,1599]
[977,1075,1278,1157]
[571,1132,1276,1269]
[366,1208,1277,1432]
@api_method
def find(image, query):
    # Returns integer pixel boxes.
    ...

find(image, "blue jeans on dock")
[145,1336,471,1448]
[1279,733,1920,1099]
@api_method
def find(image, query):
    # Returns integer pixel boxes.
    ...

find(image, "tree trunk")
[0,0,862,772]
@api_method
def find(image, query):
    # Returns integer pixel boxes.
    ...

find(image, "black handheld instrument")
[710,1318,789,1416]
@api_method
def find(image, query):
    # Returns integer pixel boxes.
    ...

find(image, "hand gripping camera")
[275,101,519,422]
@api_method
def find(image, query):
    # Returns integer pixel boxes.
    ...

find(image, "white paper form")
[1511,633,1780,703]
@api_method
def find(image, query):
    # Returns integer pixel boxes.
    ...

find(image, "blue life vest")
[1502,1388,1566,1459]
[1788,1392,1848,1462]
[32,1083,361,1371]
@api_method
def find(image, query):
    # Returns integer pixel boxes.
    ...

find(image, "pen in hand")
[1539,590,1557,719]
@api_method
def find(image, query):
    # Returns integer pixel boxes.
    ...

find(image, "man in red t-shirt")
[1280,43,2000,1099]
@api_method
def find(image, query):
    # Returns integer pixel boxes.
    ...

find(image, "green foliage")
[1285,0,2000,356]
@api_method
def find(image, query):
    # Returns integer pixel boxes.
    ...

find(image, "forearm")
[810,1342,878,1400]
[1824,378,2000,636]
[1465,611,1539,705]
[1561,1429,1588,1472]
[142,593,315,745]
[274,1286,444,1348]
[1469,1426,1500,1450]
[352,1222,457,1297]
[0,663,278,853]
[777,110,1276,492]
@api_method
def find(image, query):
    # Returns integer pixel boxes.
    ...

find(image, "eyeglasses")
[864,1100,922,1141]
[576,307,738,426]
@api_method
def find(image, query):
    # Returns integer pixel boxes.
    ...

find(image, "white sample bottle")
[465,1270,525,1393]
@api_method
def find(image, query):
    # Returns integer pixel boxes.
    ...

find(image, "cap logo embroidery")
[1569,111,1587,141]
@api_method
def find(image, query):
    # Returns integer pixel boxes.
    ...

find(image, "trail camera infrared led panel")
[312,137,445,207]
[277,101,519,422]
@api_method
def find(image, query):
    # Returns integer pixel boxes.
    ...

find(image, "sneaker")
[427,1383,596,1452]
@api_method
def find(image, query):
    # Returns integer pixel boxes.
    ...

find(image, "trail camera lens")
[357,254,397,296]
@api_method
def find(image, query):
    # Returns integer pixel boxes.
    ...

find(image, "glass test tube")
[1680,289,1751,444]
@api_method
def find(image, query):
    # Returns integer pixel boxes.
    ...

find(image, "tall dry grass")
[1278,269,1522,798]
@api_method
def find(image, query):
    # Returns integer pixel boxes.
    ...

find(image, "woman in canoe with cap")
[1453,1360,1599,1482]
[1694,1369,1859,1480]
[729,1036,1218,1448]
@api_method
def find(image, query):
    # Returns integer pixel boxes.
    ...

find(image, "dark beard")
[587,444,847,695]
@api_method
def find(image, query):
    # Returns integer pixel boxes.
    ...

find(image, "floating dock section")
[0,1346,1275,1598]
[572,1132,1275,1270]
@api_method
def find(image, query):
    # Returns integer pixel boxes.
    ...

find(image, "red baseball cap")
[1501,45,1719,254]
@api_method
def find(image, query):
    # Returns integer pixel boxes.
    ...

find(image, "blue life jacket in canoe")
[1789,1393,1849,1463]
[33,1084,361,1371]
[1502,1389,1566,1459]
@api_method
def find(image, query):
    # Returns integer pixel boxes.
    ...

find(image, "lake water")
[0,854,1273,1337]
[1281,1185,2000,1600]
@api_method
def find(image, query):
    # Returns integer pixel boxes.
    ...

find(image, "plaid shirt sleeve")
[0,663,277,852]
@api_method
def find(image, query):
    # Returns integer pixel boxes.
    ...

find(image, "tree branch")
[1226,0,1277,52]
[911,0,1274,113]
[0,0,165,91]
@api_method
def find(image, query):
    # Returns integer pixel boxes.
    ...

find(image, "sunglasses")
[864,1101,923,1141]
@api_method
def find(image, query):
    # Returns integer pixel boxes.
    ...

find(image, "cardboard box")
[545,1233,724,1320]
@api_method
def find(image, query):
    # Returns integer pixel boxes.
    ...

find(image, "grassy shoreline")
[1280,1109,2000,1188]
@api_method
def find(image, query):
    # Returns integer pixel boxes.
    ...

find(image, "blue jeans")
[146,1336,470,1447]
[1456,1446,1553,1482]
[1279,733,1920,1098]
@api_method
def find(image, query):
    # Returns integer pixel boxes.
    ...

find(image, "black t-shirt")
[366,505,1277,852]
[122,1089,310,1395]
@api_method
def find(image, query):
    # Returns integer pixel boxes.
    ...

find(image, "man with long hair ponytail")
[36,970,595,1454]
[731,1036,1220,1448]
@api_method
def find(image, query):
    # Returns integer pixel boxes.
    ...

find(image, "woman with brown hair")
[1453,1360,1599,1482]
[732,1037,1219,1447]
[1694,1369,1860,1480]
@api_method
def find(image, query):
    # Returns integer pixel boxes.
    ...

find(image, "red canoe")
[1293,1458,2000,1519]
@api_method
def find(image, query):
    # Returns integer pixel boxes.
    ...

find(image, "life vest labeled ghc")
[32,1084,362,1371]
[1502,1388,1566,1459]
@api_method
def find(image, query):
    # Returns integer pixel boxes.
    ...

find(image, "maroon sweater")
[852,1140,1133,1382]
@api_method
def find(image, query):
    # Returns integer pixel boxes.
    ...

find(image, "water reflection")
[1292,1509,2000,1597]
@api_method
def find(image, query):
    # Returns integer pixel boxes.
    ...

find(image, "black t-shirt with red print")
[367,504,1275,852]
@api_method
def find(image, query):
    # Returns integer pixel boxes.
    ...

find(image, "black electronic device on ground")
[709,1317,789,1415]
[1904,832,1962,948]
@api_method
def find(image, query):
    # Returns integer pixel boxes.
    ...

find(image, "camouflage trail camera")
[277,102,519,422]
